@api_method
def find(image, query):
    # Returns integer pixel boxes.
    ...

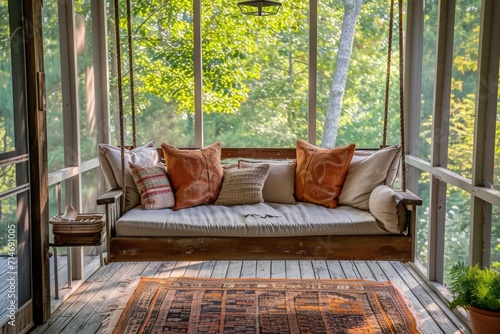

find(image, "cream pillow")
[239,160,296,204]
[338,145,401,210]
[97,142,159,212]
[215,164,270,206]
[369,185,407,234]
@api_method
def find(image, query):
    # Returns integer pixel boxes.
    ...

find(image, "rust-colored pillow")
[295,139,355,208]
[161,142,223,210]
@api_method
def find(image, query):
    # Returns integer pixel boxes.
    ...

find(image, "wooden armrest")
[396,190,423,206]
[96,190,122,205]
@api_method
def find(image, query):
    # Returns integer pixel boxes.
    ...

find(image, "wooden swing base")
[107,234,414,262]
[97,148,422,263]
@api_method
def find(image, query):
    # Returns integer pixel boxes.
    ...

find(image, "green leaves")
[449,262,500,312]
[107,0,413,148]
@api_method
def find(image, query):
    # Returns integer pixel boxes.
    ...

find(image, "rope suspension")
[126,0,137,148]
[382,0,395,148]
[114,0,138,211]
[113,0,126,212]
[383,0,407,191]
[398,0,407,191]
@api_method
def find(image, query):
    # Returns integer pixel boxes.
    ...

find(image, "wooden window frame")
[406,0,500,284]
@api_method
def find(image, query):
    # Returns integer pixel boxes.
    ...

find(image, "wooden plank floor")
[0,257,17,324]
[31,260,471,334]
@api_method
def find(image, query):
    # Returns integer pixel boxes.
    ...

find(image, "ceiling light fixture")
[237,0,282,16]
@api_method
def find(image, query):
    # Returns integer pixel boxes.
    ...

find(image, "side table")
[49,213,105,299]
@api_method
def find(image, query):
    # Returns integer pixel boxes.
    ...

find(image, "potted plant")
[448,247,500,334]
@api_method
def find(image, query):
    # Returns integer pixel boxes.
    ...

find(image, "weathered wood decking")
[0,257,17,324]
[31,259,471,334]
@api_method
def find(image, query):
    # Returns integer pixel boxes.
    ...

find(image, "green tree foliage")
[440,0,484,279]
[110,0,311,147]
[0,0,18,251]
[418,0,438,161]
[109,0,404,149]
[204,0,310,147]
[447,1,480,180]
[321,0,369,148]
[76,0,98,162]
[43,0,65,172]
[109,0,197,146]
[318,0,404,148]
[0,0,14,154]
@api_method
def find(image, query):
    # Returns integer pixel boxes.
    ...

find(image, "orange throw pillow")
[161,142,224,210]
[295,139,355,208]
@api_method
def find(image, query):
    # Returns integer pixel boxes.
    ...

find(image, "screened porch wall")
[43,0,500,296]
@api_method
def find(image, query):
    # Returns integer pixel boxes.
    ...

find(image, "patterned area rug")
[103,277,420,334]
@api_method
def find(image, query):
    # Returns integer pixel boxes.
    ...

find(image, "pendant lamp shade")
[238,0,282,16]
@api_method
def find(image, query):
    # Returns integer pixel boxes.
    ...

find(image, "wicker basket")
[50,213,105,246]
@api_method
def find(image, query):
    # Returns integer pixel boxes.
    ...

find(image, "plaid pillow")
[129,162,175,210]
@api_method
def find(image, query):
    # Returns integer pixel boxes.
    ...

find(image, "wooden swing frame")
[99,0,422,263]
[97,147,422,263]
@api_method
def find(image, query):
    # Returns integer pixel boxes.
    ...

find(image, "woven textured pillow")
[338,145,401,210]
[215,164,271,206]
[238,160,296,204]
[295,139,355,208]
[162,142,223,210]
[97,142,159,212]
[129,162,175,210]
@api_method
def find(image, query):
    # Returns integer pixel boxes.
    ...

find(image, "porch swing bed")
[97,0,421,263]
[97,145,422,263]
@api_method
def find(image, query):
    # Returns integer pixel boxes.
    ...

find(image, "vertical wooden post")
[428,0,455,283]
[470,0,499,267]
[92,0,111,148]
[194,0,203,148]
[405,0,423,160]
[24,0,51,324]
[59,0,84,280]
[308,0,317,145]
[92,0,110,216]
[405,0,424,222]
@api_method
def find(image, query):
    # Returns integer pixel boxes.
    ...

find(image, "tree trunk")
[321,0,367,148]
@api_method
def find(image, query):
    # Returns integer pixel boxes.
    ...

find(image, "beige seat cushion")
[338,145,401,210]
[215,164,270,206]
[115,202,389,237]
[97,142,159,212]
[239,160,296,204]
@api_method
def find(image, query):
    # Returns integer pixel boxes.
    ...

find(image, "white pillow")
[369,185,407,234]
[97,142,159,212]
[238,160,296,204]
[338,145,401,210]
